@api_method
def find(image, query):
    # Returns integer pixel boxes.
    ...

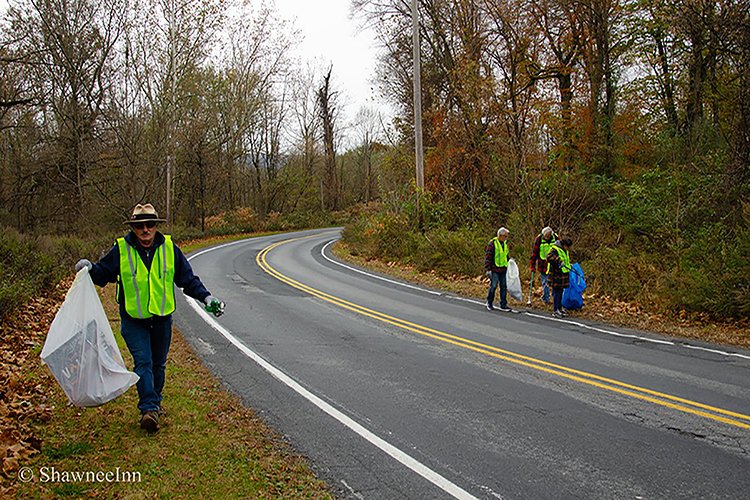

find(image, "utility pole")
[412,0,424,201]
[166,154,171,226]
[166,0,177,228]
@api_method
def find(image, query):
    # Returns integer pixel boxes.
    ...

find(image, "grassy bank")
[2,234,332,499]
[0,228,112,321]
[342,177,750,323]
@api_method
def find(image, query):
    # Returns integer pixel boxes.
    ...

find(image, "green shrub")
[193,207,332,237]
[340,219,368,256]
[276,211,332,230]
[0,228,111,319]
[0,260,32,318]
[418,227,486,276]
[333,202,384,226]
[585,246,663,301]
[344,215,493,278]
[342,211,417,261]
[0,229,57,318]
[668,224,750,319]
[171,224,208,243]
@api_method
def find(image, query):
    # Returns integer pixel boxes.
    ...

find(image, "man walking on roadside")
[529,226,559,304]
[75,204,225,433]
[485,227,512,312]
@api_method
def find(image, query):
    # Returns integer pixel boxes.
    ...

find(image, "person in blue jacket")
[76,203,224,433]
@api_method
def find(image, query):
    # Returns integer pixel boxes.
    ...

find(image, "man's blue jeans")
[487,270,507,308]
[120,315,173,414]
[540,272,550,303]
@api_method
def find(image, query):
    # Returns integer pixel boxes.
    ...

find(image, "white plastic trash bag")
[506,258,523,302]
[41,268,138,407]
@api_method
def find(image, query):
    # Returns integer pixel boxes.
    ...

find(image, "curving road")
[174,229,750,499]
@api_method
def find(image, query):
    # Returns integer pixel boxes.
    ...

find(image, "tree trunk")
[558,70,574,171]
[685,2,708,138]
[318,68,338,210]
[653,30,679,132]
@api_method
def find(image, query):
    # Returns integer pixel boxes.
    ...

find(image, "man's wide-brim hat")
[125,204,166,224]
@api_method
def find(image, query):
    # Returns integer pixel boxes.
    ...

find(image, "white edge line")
[190,237,255,260]
[682,344,750,359]
[184,298,480,500]
[321,238,750,361]
[321,240,443,295]
[186,240,481,500]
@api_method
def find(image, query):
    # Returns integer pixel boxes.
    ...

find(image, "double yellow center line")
[257,235,750,429]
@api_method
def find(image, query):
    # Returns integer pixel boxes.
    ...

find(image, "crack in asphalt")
[665,426,707,440]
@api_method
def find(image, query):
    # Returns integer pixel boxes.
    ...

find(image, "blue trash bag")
[562,263,586,310]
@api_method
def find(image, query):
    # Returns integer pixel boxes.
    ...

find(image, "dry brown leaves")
[575,290,750,349]
[0,277,72,497]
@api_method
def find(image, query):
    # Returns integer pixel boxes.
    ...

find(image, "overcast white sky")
[272,0,387,121]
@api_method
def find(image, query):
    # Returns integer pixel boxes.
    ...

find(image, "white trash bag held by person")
[41,268,138,407]
[506,258,524,302]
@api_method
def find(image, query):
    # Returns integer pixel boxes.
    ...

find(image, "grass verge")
[5,234,332,499]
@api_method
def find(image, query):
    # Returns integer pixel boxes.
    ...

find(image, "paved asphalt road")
[174,229,750,500]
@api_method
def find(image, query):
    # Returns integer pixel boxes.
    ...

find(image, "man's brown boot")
[140,410,159,433]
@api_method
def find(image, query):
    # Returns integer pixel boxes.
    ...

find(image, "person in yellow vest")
[484,227,512,312]
[75,204,224,433]
[546,237,572,318]
[529,226,559,304]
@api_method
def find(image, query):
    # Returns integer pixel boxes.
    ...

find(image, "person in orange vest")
[484,227,512,312]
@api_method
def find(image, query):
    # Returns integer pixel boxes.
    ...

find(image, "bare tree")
[318,66,339,210]
[575,0,628,174]
[634,0,681,133]
[288,63,323,211]
[527,0,583,170]
[125,0,225,222]
[3,0,127,230]
[481,0,541,180]
[353,106,384,203]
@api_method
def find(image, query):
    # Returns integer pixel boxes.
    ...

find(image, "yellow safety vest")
[539,233,559,260]
[547,246,570,274]
[117,236,176,319]
[491,237,509,268]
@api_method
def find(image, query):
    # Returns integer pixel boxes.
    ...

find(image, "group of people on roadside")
[72,200,572,433]
[485,226,572,319]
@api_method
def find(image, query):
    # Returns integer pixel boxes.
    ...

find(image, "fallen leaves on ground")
[0,277,72,497]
